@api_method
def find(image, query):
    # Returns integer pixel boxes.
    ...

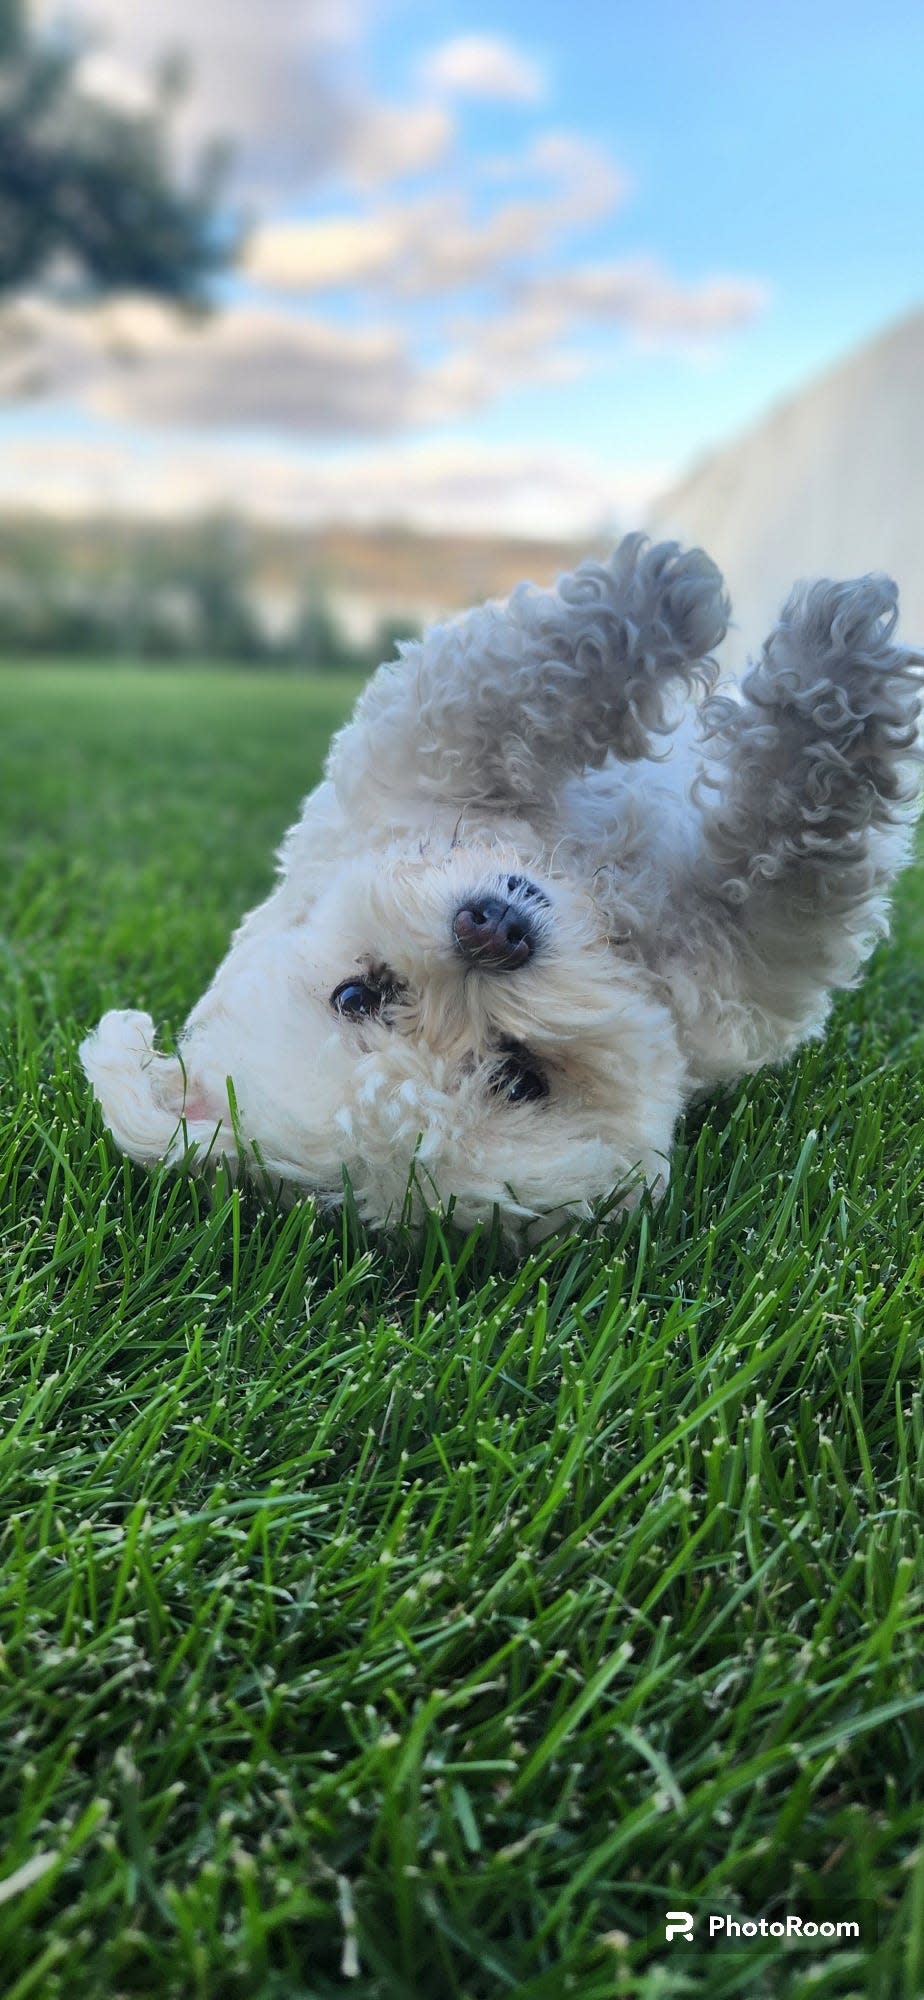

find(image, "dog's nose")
[453,895,534,969]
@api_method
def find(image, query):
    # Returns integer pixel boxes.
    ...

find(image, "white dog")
[81,536,921,1239]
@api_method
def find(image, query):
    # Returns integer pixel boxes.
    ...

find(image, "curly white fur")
[80,537,922,1241]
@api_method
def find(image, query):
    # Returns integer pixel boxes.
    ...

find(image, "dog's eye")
[491,1045,549,1105]
[331,979,382,1018]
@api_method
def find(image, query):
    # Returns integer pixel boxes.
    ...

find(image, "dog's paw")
[784,572,901,662]
[557,534,729,683]
[640,539,730,664]
[727,575,923,824]
[80,1009,191,1163]
[765,574,922,733]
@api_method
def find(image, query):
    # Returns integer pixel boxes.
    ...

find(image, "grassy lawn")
[1,662,923,2000]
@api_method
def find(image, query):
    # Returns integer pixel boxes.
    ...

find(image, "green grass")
[1,662,923,2000]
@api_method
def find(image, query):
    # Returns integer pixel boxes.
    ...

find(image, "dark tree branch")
[0,0,231,306]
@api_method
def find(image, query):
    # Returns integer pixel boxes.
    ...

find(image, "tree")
[0,0,227,305]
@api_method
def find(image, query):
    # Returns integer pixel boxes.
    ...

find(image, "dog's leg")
[672,574,922,1079]
[327,534,729,810]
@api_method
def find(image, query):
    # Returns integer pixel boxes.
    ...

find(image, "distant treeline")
[0,515,421,669]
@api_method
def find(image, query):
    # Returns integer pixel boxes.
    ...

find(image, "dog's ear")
[80,1009,228,1164]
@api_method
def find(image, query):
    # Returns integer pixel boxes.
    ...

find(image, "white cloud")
[244,191,570,297]
[346,102,453,190]
[425,309,590,423]
[419,34,544,103]
[479,132,628,231]
[0,298,114,403]
[522,133,628,226]
[72,49,159,119]
[93,312,417,434]
[16,12,768,453]
[435,262,768,407]
[35,0,452,193]
[244,215,409,292]
[516,260,770,341]
[243,135,628,297]
[0,430,670,539]
[0,292,586,436]
[0,296,420,433]
[0,229,768,447]
[91,302,591,432]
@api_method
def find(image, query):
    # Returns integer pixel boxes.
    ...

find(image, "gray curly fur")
[334,533,730,806]
[696,575,923,910]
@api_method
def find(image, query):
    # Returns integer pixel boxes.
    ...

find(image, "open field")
[1,663,923,1999]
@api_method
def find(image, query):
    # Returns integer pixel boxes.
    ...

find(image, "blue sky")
[368,0,924,452]
[5,0,922,534]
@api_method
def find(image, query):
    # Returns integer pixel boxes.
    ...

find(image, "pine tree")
[0,0,227,304]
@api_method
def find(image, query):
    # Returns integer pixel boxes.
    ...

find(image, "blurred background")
[0,0,921,673]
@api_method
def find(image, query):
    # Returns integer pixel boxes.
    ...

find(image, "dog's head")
[81,840,685,1237]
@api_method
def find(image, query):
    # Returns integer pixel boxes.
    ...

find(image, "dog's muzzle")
[452,877,547,971]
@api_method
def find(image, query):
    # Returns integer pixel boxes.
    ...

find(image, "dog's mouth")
[452,874,550,971]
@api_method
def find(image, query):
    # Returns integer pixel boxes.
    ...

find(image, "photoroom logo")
[658,1907,875,1950]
